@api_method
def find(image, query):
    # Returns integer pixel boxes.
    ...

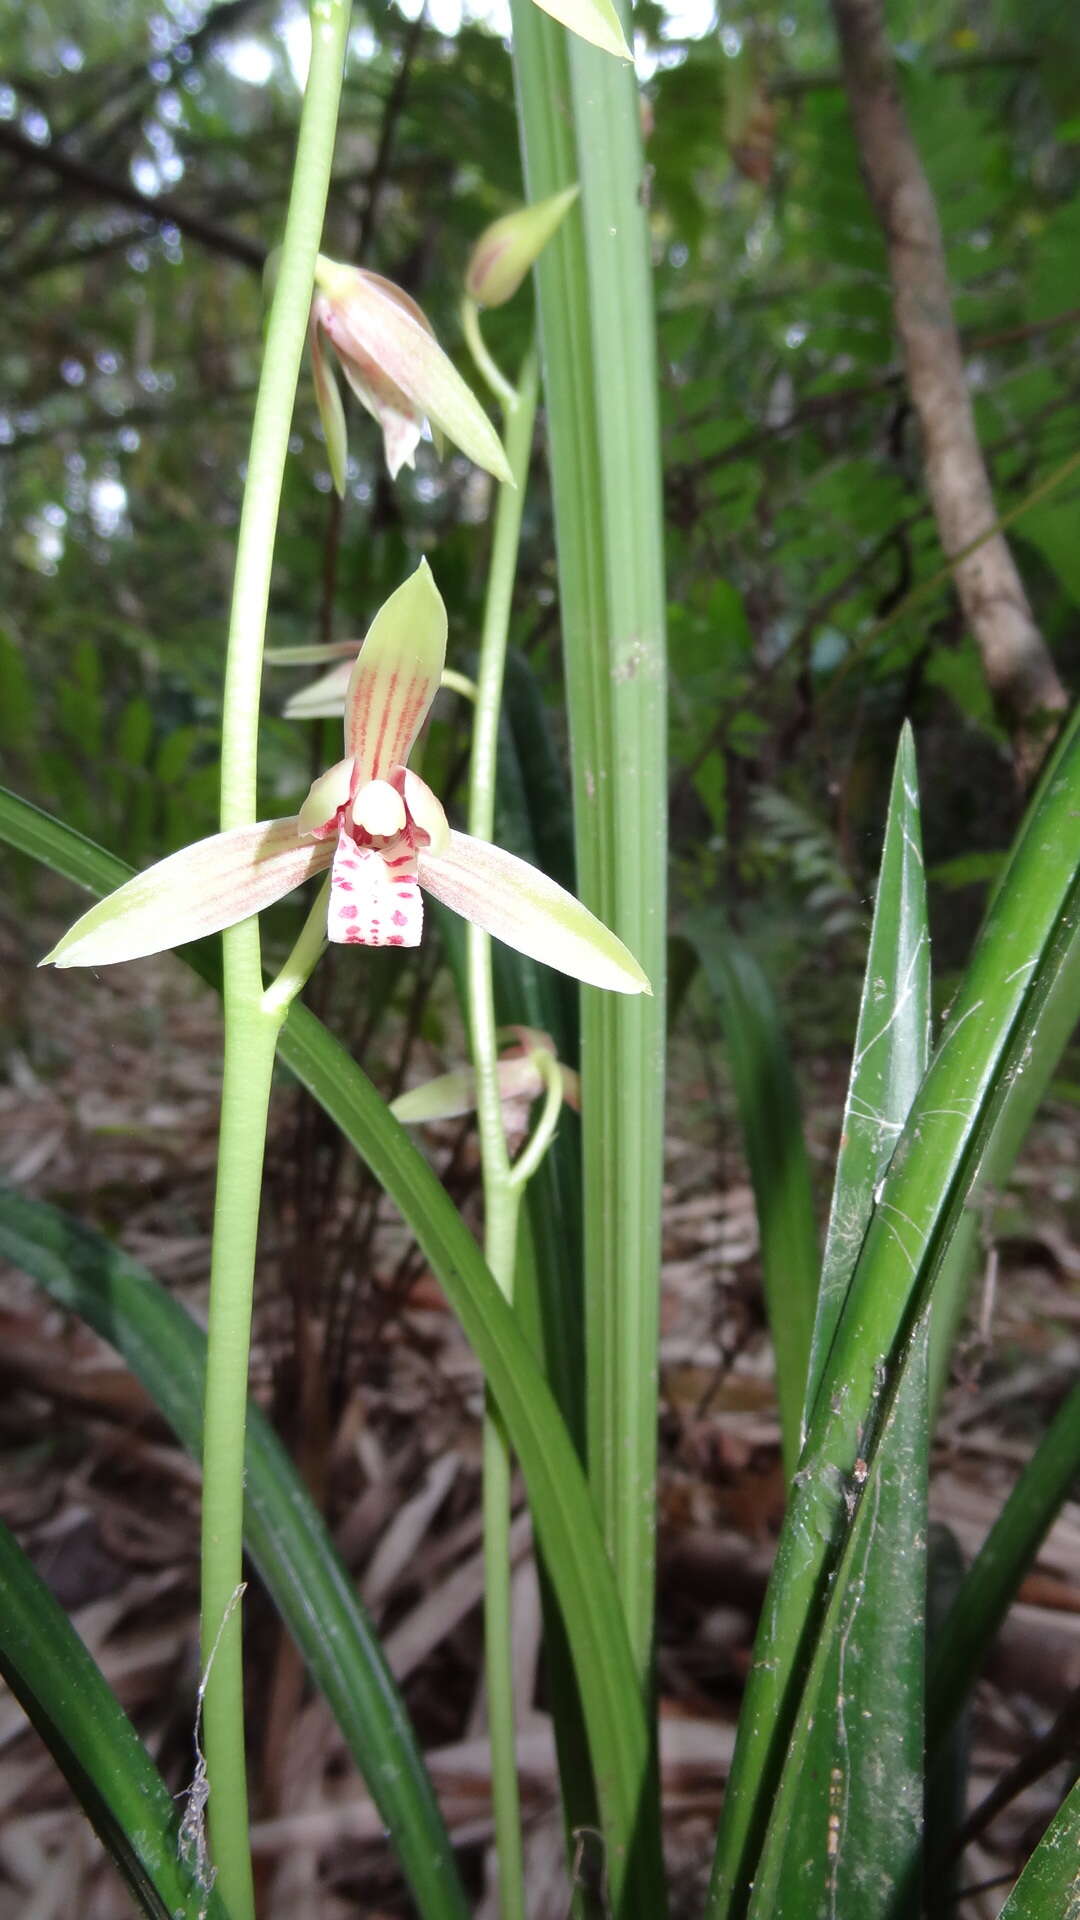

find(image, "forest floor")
[1,943,1078,1919]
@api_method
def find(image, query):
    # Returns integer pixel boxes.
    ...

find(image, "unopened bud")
[465,186,580,309]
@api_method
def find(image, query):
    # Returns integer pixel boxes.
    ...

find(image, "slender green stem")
[479,1216,525,1918]
[199,997,279,1917]
[463,344,539,1920]
[218,2,350,835]
[462,297,519,413]
[509,1052,565,1191]
[441,667,479,704]
[200,7,350,1914]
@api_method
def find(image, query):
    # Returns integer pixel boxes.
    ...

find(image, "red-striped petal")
[42,819,333,969]
[343,560,447,784]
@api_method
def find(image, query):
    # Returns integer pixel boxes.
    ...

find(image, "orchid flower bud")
[465,186,580,310]
[390,1028,580,1134]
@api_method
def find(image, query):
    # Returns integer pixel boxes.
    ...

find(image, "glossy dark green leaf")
[708,709,1080,1919]
[996,1773,1080,1919]
[923,1523,969,1915]
[747,1314,929,1920]
[0,1516,229,1920]
[744,730,931,1918]
[683,910,819,1478]
[0,1184,469,1920]
[0,786,664,1920]
[927,1377,1080,1759]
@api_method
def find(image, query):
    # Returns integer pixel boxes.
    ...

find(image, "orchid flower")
[309,255,512,491]
[42,562,651,997]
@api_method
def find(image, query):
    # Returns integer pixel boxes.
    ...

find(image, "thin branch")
[671,307,1080,478]
[0,394,256,456]
[0,121,265,271]
[767,42,1038,97]
[353,6,427,259]
[831,0,1068,783]
[66,0,269,163]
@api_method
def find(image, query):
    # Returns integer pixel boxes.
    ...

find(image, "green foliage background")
[5,0,1078,1039]
[1,1,1079,1912]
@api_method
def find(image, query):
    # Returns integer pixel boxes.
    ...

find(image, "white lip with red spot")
[292,570,454,955]
[295,559,449,950]
[323,768,448,950]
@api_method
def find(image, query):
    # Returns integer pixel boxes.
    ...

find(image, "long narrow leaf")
[995,1774,1080,1919]
[486,687,597,1863]
[806,723,931,1426]
[0,1516,229,1920]
[683,911,819,1479]
[280,999,665,1916]
[926,1377,1080,1758]
[743,731,932,1917]
[0,787,666,1919]
[926,860,1080,1412]
[493,668,584,1447]
[746,1314,930,1919]
[0,1185,469,1920]
[510,0,668,1695]
[707,710,1080,1918]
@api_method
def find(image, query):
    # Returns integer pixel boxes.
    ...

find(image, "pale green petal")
[417,831,651,995]
[401,768,449,855]
[298,756,355,833]
[335,353,424,480]
[266,641,358,667]
[41,819,333,969]
[391,1055,544,1125]
[284,658,353,720]
[309,318,348,498]
[344,559,448,783]
[529,0,631,59]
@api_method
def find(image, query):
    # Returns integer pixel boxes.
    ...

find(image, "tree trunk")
[831,0,1068,785]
